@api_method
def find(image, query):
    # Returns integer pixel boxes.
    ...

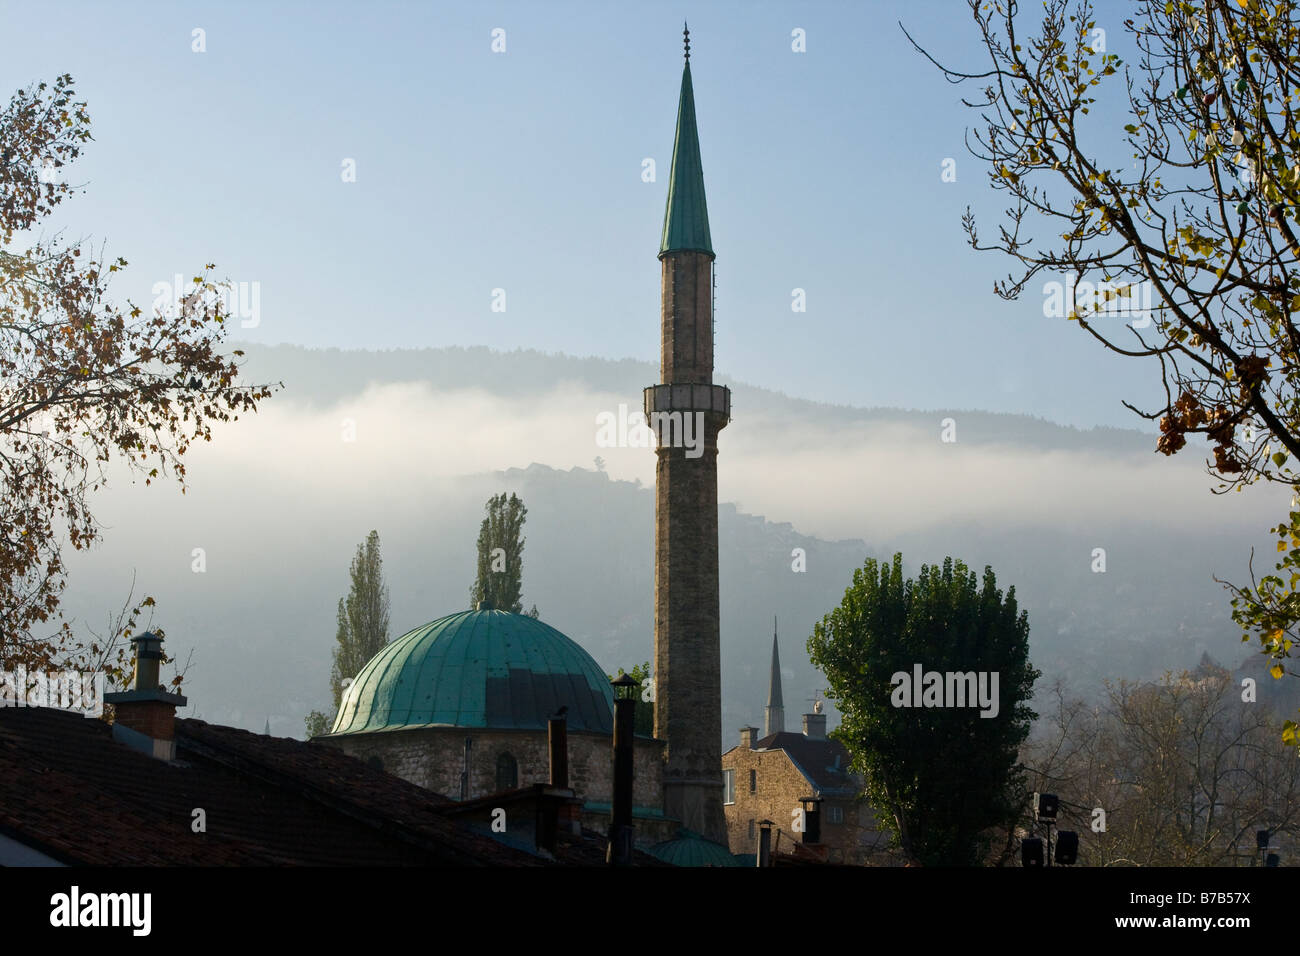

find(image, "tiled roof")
[0,706,546,865]
[754,731,861,796]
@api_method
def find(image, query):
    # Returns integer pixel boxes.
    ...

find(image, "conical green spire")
[660,59,713,257]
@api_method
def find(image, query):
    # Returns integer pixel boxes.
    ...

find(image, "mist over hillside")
[55,344,1293,738]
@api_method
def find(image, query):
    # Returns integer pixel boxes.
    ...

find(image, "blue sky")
[2,0,1160,427]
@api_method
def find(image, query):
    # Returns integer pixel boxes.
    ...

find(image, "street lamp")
[1021,793,1077,867]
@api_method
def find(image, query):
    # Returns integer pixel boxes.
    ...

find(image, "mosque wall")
[322,726,664,811]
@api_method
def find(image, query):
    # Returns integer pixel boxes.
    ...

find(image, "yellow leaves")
[1271,663,1285,679]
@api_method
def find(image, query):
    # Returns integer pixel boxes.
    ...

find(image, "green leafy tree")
[609,661,655,736]
[330,530,390,708]
[808,553,1039,866]
[306,530,390,737]
[911,0,1300,741]
[303,710,330,738]
[470,492,528,613]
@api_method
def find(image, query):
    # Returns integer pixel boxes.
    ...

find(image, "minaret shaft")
[648,52,729,847]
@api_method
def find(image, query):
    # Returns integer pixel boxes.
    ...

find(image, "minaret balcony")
[643,383,731,422]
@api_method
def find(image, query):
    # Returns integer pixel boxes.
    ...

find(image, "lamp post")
[1022,792,1078,867]
[1034,792,1058,867]
[607,672,638,866]
[1256,829,1280,867]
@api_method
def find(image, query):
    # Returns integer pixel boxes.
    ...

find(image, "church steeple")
[765,618,785,737]
[660,24,713,258]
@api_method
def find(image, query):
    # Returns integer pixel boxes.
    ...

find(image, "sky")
[6,0,1289,734]
[1,0,1162,428]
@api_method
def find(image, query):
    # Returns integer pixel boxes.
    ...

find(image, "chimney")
[607,673,637,865]
[739,726,760,749]
[543,713,581,844]
[548,714,569,788]
[802,711,826,740]
[800,712,821,743]
[104,632,187,761]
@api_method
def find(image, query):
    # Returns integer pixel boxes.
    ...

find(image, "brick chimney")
[802,712,826,741]
[739,726,760,749]
[104,632,187,761]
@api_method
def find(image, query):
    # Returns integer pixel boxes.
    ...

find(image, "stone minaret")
[645,26,730,846]
[765,619,785,738]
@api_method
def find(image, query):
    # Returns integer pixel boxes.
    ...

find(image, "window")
[495,752,518,791]
[748,819,755,840]
[723,769,735,805]
[749,769,757,793]
[828,805,844,825]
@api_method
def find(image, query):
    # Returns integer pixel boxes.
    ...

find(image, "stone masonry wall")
[322,727,664,810]
[721,742,886,865]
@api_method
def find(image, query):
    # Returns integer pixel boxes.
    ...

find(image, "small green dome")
[647,830,742,867]
[329,608,614,735]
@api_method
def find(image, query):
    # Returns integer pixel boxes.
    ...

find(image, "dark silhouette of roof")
[0,707,548,865]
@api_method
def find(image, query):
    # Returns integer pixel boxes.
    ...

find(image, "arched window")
[495,752,518,791]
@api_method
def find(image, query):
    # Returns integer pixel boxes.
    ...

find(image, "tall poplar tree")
[330,529,391,708]
[306,530,390,737]
[470,493,531,614]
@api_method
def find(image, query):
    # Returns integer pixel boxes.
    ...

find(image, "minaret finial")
[683,22,690,61]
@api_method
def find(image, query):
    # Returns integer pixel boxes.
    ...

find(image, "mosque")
[319,29,735,860]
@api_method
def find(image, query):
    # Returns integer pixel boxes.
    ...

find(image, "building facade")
[722,633,891,865]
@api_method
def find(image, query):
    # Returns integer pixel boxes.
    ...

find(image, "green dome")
[647,830,742,867]
[329,608,614,735]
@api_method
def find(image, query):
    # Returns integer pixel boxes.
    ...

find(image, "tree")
[306,530,391,737]
[609,661,655,736]
[303,710,331,739]
[808,553,1039,866]
[470,492,529,614]
[910,0,1300,740]
[329,530,391,709]
[0,74,274,670]
[1021,663,1300,865]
